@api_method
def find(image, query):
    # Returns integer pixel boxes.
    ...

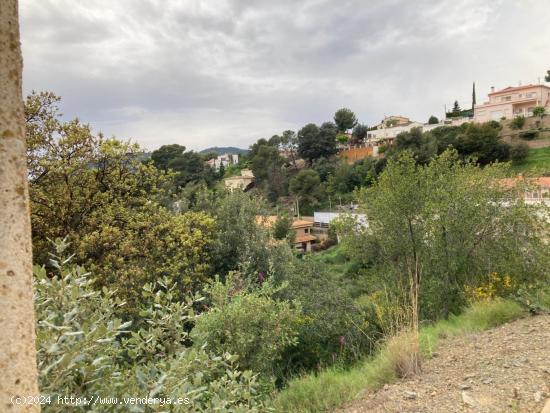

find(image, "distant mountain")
[199,146,248,155]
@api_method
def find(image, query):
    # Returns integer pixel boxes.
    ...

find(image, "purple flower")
[257,271,266,284]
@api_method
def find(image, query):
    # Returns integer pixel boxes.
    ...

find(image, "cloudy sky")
[20,0,550,151]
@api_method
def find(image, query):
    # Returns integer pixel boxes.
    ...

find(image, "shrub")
[520,130,539,140]
[381,331,421,378]
[276,261,378,375]
[510,115,526,130]
[35,242,270,412]
[509,142,530,163]
[191,275,301,377]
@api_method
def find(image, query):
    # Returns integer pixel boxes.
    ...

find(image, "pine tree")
[472,82,476,110]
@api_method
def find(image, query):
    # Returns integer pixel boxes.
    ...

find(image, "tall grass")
[271,299,524,413]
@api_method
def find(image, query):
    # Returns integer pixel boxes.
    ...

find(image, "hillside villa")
[207,153,239,170]
[256,215,317,252]
[474,84,550,123]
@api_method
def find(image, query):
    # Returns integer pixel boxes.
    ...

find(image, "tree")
[509,142,529,163]
[352,123,369,144]
[334,108,358,132]
[338,150,549,326]
[191,275,301,376]
[545,69,550,82]
[273,214,294,241]
[455,122,510,165]
[428,115,439,124]
[279,129,299,167]
[533,106,546,120]
[297,122,337,164]
[510,115,526,130]
[150,144,185,170]
[289,169,322,213]
[472,82,476,110]
[151,144,217,187]
[451,100,461,117]
[25,93,222,314]
[0,0,40,405]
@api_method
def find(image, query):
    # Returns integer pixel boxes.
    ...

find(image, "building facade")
[207,153,239,170]
[474,84,550,123]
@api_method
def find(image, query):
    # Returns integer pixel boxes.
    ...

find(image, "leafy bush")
[510,115,526,130]
[520,130,539,140]
[35,242,270,412]
[276,260,379,374]
[509,142,530,163]
[191,275,301,377]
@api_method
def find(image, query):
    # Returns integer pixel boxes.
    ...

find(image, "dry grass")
[382,330,421,378]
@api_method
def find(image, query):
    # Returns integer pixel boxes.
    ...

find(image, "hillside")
[340,314,550,413]
[199,146,248,155]
[511,146,550,174]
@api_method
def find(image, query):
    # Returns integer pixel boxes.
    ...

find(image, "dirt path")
[339,315,550,413]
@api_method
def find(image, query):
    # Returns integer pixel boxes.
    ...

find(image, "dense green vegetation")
[273,299,526,413]
[27,92,549,411]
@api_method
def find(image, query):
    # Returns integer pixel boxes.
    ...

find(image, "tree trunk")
[0,0,40,411]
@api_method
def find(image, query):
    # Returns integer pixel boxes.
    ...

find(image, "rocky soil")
[339,314,550,413]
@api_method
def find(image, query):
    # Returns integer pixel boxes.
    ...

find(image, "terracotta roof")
[294,234,317,244]
[292,219,313,229]
[489,84,550,95]
[499,177,550,188]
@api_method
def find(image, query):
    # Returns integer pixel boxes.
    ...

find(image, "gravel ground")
[338,314,550,413]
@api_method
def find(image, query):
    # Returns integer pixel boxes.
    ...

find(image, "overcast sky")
[20,0,550,151]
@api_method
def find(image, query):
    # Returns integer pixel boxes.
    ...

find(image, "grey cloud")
[20,0,550,150]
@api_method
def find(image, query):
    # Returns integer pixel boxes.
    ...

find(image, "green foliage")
[390,122,511,166]
[289,169,323,214]
[339,150,549,320]
[151,144,218,187]
[36,243,270,412]
[297,122,338,164]
[273,299,524,413]
[25,92,222,318]
[351,123,368,143]
[249,143,287,201]
[428,115,439,124]
[390,127,437,164]
[333,108,358,132]
[533,106,546,118]
[519,129,539,140]
[191,275,301,377]
[150,144,186,169]
[273,213,294,241]
[509,142,530,163]
[211,190,294,281]
[510,115,526,130]
[276,260,379,373]
[336,133,349,144]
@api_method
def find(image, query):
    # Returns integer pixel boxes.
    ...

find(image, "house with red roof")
[474,84,550,123]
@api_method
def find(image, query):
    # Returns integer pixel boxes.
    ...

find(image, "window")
[501,96,511,102]
[525,92,534,99]
[304,228,309,233]
[491,110,504,120]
